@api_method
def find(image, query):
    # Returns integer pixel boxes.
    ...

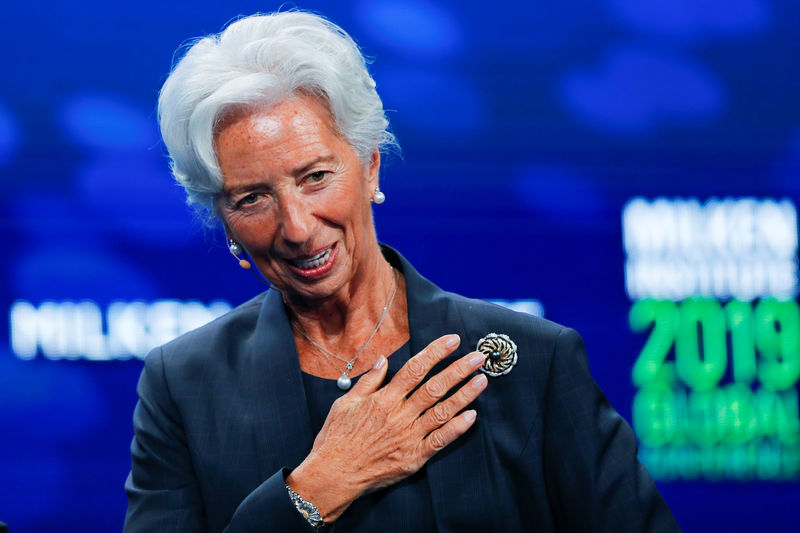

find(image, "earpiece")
[228,239,252,269]
[225,237,271,288]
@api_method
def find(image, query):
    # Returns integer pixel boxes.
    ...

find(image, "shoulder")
[391,245,574,366]
[144,292,266,372]
[435,289,570,354]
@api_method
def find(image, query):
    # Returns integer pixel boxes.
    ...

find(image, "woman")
[124,11,678,532]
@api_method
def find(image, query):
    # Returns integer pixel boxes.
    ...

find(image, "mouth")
[286,243,338,279]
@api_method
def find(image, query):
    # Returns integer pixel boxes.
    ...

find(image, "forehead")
[215,95,346,173]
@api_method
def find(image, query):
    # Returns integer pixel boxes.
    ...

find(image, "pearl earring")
[227,239,251,269]
[372,187,385,204]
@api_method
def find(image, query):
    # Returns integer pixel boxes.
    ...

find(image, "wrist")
[286,483,326,530]
[287,457,361,523]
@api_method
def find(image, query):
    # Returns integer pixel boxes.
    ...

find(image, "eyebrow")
[292,154,337,177]
[221,182,271,198]
[221,154,339,197]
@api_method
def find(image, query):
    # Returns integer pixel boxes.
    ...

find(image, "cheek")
[346,191,373,230]
[226,213,278,250]
[320,182,365,222]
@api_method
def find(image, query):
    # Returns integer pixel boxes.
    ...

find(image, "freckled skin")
[216,95,382,308]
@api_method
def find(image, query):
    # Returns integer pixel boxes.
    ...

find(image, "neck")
[288,243,410,380]
[285,242,394,342]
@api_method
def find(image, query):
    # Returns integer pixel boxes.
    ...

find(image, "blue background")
[1,0,799,530]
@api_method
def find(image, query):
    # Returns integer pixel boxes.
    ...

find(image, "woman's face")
[216,94,380,303]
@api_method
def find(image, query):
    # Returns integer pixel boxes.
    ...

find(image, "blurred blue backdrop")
[1,0,799,531]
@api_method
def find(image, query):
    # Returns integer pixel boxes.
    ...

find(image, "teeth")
[292,247,332,269]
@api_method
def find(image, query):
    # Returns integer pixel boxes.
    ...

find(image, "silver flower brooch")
[476,333,518,377]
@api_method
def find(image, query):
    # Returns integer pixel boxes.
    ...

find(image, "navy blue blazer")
[124,247,679,532]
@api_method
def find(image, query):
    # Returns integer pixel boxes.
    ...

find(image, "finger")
[388,334,460,397]
[349,354,390,396]
[407,350,486,413]
[419,409,478,462]
[414,373,487,436]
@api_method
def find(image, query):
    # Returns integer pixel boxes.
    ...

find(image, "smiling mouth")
[285,243,339,280]
[290,245,334,269]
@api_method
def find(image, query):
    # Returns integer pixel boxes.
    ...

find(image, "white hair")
[157,10,397,218]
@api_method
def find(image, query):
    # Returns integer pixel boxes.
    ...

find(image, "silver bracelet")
[286,483,326,530]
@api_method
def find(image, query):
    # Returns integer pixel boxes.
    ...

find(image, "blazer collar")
[382,245,459,358]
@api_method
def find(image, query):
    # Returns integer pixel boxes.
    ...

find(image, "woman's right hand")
[285,334,488,522]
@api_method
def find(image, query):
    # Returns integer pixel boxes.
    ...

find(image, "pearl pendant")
[337,373,352,390]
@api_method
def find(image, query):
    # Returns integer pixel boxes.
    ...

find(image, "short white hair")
[157,10,397,218]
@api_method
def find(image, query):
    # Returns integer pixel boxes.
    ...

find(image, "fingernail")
[374,355,386,369]
[445,334,460,348]
[469,352,485,366]
[472,374,487,389]
[464,410,477,422]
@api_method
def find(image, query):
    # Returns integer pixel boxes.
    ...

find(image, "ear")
[366,149,381,191]
[222,221,236,245]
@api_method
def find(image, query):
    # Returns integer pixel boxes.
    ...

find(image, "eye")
[238,193,260,206]
[308,171,328,183]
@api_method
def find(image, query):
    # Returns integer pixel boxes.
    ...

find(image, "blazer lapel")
[390,248,495,532]
[245,288,315,477]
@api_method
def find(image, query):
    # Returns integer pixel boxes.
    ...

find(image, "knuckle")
[388,451,416,477]
[427,339,450,362]
[428,430,447,451]
[405,358,426,380]
[330,396,346,411]
[400,461,418,477]
[423,379,445,400]
[368,395,388,414]
[386,449,404,464]
[431,402,450,425]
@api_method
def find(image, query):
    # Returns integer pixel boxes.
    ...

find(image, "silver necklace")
[294,268,399,390]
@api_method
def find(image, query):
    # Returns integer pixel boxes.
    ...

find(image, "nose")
[277,192,313,245]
